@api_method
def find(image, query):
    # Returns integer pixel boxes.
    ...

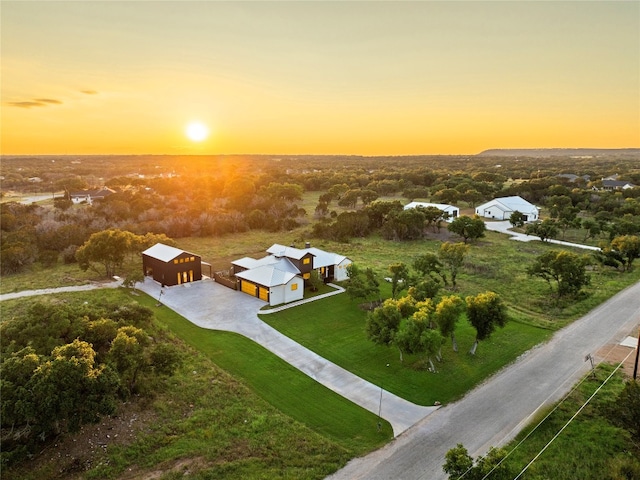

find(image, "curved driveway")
[136,278,437,436]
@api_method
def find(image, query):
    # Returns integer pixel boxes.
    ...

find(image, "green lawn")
[134,292,394,450]
[259,292,551,406]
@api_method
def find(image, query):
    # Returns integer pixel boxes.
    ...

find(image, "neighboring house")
[142,243,202,287]
[70,187,116,205]
[557,174,590,183]
[475,196,539,222]
[403,201,459,222]
[600,179,637,190]
[230,243,352,305]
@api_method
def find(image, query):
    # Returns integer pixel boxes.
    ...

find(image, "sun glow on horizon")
[185,122,209,142]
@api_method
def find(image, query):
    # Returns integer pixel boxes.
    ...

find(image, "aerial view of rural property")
[1,2,639,480]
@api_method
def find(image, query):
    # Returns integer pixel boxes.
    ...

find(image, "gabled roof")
[306,247,347,269]
[266,243,313,260]
[142,243,192,262]
[479,196,538,213]
[602,179,636,188]
[403,201,459,213]
[235,264,298,287]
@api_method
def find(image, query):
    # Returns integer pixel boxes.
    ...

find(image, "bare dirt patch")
[13,398,156,480]
[596,343,638,378]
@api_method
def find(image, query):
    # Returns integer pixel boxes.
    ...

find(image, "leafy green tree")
[394,315,443,371]
[388,262,410,299]
[465,292,508,355]
[365,299,403,352]
[434,295,465,352]
[345,264,380,306]
[611,380,640,438]
[108,326,149,394]
[439,242,469,289]
[448,215,486,243]
[414,252,447,286]
[149,343,183,377]
[610,235,640,271]
[581,218,602,242]
[76,228,135,277]
[509,210,526,228]
[527,250,591,297]
[30,339,119,435]
[307,269,322,292]
[525,218,559,242]
[259,182,303,202]
[407,277,441,301]
[443,443,474,479]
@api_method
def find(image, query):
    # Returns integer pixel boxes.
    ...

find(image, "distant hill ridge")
[477,148,639,157]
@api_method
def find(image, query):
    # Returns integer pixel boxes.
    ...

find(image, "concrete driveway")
[485,220,601,251]
[137,277,437,436]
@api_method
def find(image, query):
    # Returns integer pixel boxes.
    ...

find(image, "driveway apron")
[138,277,437,436]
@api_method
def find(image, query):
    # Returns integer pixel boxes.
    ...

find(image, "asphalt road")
[326,280,640,480]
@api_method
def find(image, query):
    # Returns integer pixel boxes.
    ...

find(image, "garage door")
[241,280,257,296]
[259,287,269,301]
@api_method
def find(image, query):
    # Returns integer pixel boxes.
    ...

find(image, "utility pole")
[633,327,639,381]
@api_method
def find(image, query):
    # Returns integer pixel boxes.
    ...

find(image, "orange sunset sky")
[1,1,638,156]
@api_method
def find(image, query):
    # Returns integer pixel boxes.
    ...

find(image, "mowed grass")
[259,292,551,406]
[134,292,394,449]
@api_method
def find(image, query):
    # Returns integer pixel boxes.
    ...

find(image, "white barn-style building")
[475,196,539,222]
[403,201,460,222]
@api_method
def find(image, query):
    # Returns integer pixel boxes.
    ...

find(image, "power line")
[512,348,634,480]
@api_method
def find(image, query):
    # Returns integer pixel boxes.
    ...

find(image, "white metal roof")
[491,196,538,213]
[403,201,459,213]
[142,243,190,262]
[266,243,313,260]
[235,264,298,287]
[306,247,347,269]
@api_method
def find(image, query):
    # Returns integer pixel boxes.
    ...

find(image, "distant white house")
[475,196,539,222]
[70,187,116,205]
[403,201,459,222]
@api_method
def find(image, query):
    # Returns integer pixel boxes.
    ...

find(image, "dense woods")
[2,153,640,276]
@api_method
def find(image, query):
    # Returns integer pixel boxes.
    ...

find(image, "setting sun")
[185,122,209,142]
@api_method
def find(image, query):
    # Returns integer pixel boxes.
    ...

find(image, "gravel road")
[327,280,640,480]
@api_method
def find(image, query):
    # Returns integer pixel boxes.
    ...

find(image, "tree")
[394,316,444,372]
[345,264,380,307]
[407,277,441,301]
[611,380,640,438]
[76,228,135,277]
[123,269,144,293]
[108,326,149,394]
[307,269,322,292]
[365,299,403,354]
[610,235,640,272]
[509,210,526,228]
[448,215,486,243]
[388,262,410,298]
[525,218,559,242]
[434,295,465,352]
[439,242,469,289]
[465,292,508,355]
[526,250,591,298]
[30,340,119,435]
[443,444,474,480]
[414,252,447,286]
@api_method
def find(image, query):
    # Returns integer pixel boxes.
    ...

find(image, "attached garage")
[142,243,202,287]
[235,265,303,306]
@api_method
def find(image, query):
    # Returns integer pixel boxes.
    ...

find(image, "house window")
[303,258,310,265]
[179,258,184,263]
[174,260,179,264]
[303,273,310,279]
[190,256,195,262]
[291,283,298,291]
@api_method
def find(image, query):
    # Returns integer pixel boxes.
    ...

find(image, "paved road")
[327,280,640,480]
